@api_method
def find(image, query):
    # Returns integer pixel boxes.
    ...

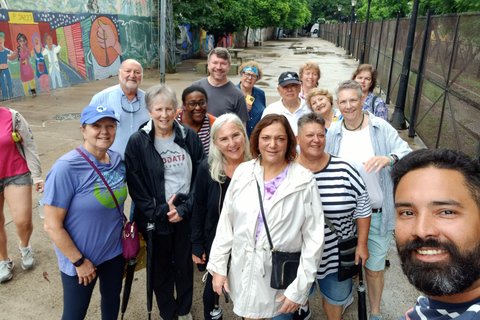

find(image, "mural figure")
[11,33,36,96]
[31,33,49,92]
[42,33,63,89]
[0,32,14,99]
[178,24,192,59]
[86,0,100,13]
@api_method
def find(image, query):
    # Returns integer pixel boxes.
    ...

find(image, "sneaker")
[342,295,354,314]
[0,258,14,283]
[293,306,311,320]
[178,313,193,320]
[370,315,383,320]
[20,246,35,270]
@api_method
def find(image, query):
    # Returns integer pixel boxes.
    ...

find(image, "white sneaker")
[178,313,193,320]
[342,295,354,314]
[0,258,14,283]
[20,246,35,270]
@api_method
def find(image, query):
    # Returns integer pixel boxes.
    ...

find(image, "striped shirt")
[314,155,371,279]
[176,110,214,155]
[399,296,480,320]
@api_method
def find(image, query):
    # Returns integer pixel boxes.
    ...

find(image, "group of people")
[1,47,480,320]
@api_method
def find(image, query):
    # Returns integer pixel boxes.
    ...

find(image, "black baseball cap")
[278,71,301,87]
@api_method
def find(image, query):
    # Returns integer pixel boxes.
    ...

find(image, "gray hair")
[207,47,231,64]
[297,113,326,135]
[145,84,178,112]
[208,113,251,183]
[336,80,363,100]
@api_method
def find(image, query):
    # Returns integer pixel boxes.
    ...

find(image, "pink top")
[0,107,29,179]
[256,163,290,240]
[19,49,35,82]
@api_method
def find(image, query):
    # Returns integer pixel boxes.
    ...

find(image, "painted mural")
[0,9,155,100]
[5,0,151,17]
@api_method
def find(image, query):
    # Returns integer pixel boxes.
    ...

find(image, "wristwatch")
[72,255,85,267]
[390,154,399,164]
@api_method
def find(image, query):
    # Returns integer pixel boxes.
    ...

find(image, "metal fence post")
[409,9,434,137]
[375,17,385,70]
[392,0,420,129]
[386,13,401,104]
[359,0,372,64]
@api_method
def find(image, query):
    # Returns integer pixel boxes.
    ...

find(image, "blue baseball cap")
[80,105,120,125]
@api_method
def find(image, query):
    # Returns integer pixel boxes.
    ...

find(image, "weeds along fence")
[319,12,480,159]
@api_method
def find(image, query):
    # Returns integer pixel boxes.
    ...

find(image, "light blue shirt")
[90,84,150,160]
[326,112,412,236]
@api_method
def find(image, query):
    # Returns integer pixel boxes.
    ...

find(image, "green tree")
[355,0,410,21]
[282,0,311,29]
[418,0,480,15]
[307,0,354,23]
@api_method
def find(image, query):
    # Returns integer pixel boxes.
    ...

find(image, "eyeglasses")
[185,100,207,109]
[243,72,258,80]
[121,100,141,113]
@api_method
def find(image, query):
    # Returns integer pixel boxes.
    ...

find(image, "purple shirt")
[256,163,290,240]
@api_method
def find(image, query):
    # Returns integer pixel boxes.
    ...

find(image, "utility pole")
[336,4,342,47]
[346,0,357,55]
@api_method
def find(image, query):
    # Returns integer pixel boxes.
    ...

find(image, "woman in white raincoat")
[207,114,325,320]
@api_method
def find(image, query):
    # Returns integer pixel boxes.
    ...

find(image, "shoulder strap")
[10,109,15,131]
[324,216,354,240]
[255,179,275,252]
[370,95,378,115]
[75,148,125,223]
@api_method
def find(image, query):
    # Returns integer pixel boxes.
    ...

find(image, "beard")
[396,237,480,296]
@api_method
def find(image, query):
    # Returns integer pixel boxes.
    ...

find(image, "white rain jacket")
[207,159,325,319]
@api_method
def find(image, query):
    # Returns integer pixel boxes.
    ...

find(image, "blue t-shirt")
[44,145,127,276]
[400,296,480,320]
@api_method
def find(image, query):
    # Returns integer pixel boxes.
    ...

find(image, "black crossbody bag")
[324,217,358,282]
[255,180,300,290]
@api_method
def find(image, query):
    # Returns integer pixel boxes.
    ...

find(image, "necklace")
[343,113,364,131]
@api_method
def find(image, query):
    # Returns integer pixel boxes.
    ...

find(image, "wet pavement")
[1,36,423,319]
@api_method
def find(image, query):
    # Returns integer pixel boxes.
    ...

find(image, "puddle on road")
[55,113,81,121]
[253,53,281,58]
[294,50,328,55]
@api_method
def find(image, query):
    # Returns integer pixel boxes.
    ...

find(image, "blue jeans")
[60,254,124,320]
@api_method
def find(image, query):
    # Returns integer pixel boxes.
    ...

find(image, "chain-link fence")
[319,12,480,159]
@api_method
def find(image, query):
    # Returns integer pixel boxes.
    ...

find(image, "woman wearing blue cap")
[44,104,127,320]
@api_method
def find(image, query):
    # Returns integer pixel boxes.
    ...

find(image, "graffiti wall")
[181,27,277,59]
[6,0,151,17]
[0,9,154,100]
